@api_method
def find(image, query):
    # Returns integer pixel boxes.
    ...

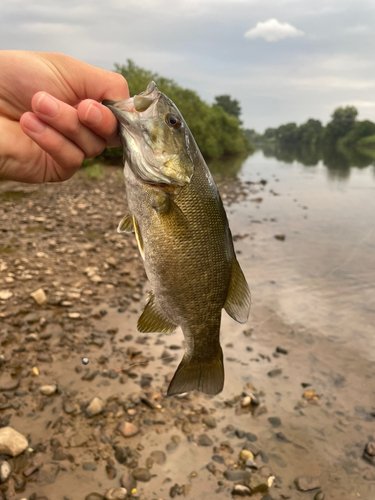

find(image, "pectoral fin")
[224,258,251,324]
[151,192,189,234]
[117,213,134,233]
[133,217,145,260]
[137,292,177,333]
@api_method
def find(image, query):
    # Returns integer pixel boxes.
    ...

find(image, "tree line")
[97,60,254,164]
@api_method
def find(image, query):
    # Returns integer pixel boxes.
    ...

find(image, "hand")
[0,50,129,183]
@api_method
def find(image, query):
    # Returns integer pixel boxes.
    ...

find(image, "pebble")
[314,492,325,500]
[268,416,281,428]
[104,487,127,500]
[198,434,213,446]
[268,368,282,377]
[150,450,166,465]
[63,401,77,414]
[253,404,268,418]
[0,290,13,300]
[295,475,321,491]
[0,427,28,457]
[0,460,11,483]
[68,312,81,319]
[241,396,251,407]
[82,462,97,471]
[85,494,104,500]
[202,416,217,428]
[276,346,288,355]
[0,376,20,391]
[40,384,57,396]
[231,484,252,496]
[224,469,251,481]
[363,442,375,465]
[117,421,139,437]
[86,397,104,417]
[30,288,47,305]
[240,449,254,462]
[120,471,137,492]
[132,467,151,482]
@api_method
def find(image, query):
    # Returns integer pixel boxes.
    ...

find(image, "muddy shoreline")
[0,167,374,500]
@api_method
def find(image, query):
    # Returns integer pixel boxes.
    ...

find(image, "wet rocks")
[132,467,151,482]
[295,475,321,491]
[202,416,217,428]
[40,384,57,396]
[150,450,166,465]
[198,434,213,446]
[363,442,375,466]
[0,461,11,483]
[104,487,127,500]
[0,427,28,457]
[86,397,104,417]
[117,421,139,438]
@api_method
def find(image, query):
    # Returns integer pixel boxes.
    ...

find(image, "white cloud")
[346,25,369,35]
[244,18,304,42]
[335,100,375,109]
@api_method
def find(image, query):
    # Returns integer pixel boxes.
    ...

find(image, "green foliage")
[214,95,242,119]
[357,133,375,148]
[81,163,105,180]
[98,60,252,162]
[341,124,375,147]
[326,106,358,140]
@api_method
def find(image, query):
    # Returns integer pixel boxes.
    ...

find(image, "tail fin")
[167,347,224,397]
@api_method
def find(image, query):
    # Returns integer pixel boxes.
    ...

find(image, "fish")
[104,81,250,396]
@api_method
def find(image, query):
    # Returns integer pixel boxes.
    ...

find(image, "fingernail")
[24,115,46,134]
[83,103,102,125]
[36,93,59,117]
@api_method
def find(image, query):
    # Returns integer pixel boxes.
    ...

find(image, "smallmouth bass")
[104,82,250,396]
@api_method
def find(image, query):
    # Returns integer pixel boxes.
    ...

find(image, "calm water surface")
[226,150,375,361]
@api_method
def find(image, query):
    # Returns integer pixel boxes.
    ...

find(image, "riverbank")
[0,166,374,500]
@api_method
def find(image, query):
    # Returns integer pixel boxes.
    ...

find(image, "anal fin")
[137,292,177,334]
[224,257,251,324]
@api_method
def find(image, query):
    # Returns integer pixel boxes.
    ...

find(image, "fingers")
[20,112,85,181]
[31,92,107,158]
[77,99,121,147]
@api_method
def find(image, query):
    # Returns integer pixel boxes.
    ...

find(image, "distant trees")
[98,60,253,163]
[326,106,358,140]
[214,95,242,119]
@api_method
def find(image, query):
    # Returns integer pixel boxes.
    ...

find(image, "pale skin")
[0,50,129,183]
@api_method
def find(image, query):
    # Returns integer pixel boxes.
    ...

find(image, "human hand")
[0,50,129,183]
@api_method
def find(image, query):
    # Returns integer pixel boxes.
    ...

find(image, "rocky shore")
[0,166,374,500]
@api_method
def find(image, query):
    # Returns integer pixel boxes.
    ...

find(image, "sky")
[1,0,375,132]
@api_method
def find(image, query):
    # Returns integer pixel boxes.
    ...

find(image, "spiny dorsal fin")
[117,214,134,233]
[137,292,177,334]
[133,216,145,260]
[224,257,251,324]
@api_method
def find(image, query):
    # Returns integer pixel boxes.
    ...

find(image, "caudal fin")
[167,347,224,397]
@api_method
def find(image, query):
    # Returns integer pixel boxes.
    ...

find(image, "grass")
[81,163,106,180]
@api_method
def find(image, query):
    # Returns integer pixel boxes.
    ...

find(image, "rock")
[63,401,77,414]
[150,450,166,465]
[86,397,104,417]
[105,487,127,500]
[132,467,151,482]
[224,469,251,481]
[314,492,325,500]
[212,454,224,464]
[0,427,28,457]
[120,471,137,492]
[69,427,92,447]
[202,416,217,428]
[0,375,20,391]
[82,462,97,471]
[295,475,321,491]
[114,446,130,464]
[268,416,281,428]
[303,389,319,402]
[117,421,138,438]
[40,384,57,396]
[68,312,81,319]
[0,290,13,301]
[30,288,47,306]
[274,234,285,241]
[166,441,178,452]
[276,346,288,355]
[85,494,104,500]
[37,353,53,363]
[268,368,282,377]
[363,442,375,466]
[198,434,213,446]
[241,396,251,407]
[231,484,252,496]
[253,404,268,417]
[0,461,11,483]
[38,463,59,484]
[240,449,254,462]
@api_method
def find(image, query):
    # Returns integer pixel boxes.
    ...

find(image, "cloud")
[244,18,304,42]
[335,100,375,109]
[346,25,369,35]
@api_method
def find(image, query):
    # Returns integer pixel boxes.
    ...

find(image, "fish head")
[104,81,194,187]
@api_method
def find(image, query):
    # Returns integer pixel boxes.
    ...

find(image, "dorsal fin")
[224,257,251,324]
[137,292,177,334]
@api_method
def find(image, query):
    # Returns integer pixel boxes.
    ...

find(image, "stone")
[202,416,217,428]
[132,467,151,482]
[40,385,57,396]
[30,288,47,306]
[241,396,251,407]
[85,494,104,500]
[68,312,81,319]
[0,427,28,457]
[295,475,321,492]
[231,485,252,496]
[150,450,166,465]
[276,346,288,355]
[363,442,375,466]
[120,471,137,492]
[38,463,59,484]
[0,376,20,392]
[63,401,77,414]
[253,404,268,418]
[0,461,11,483]
[197,434,213,446]
[224,469,251,481]
[105,488,127,500]
[240,449,254,462]
[268,417,281,428]
[82,462,97,471]
[117,421,138,438]
[86,397,104,417]
[314,492,325,500]
[0,290,13,301]
[268,368,282,377]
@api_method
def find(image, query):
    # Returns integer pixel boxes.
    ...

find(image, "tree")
[326,106,358,140]
[214,95,241,119]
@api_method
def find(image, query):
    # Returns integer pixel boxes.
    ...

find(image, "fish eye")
[166,113,181,129]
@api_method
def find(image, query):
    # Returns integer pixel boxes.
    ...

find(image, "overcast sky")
[1,0,375,131]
